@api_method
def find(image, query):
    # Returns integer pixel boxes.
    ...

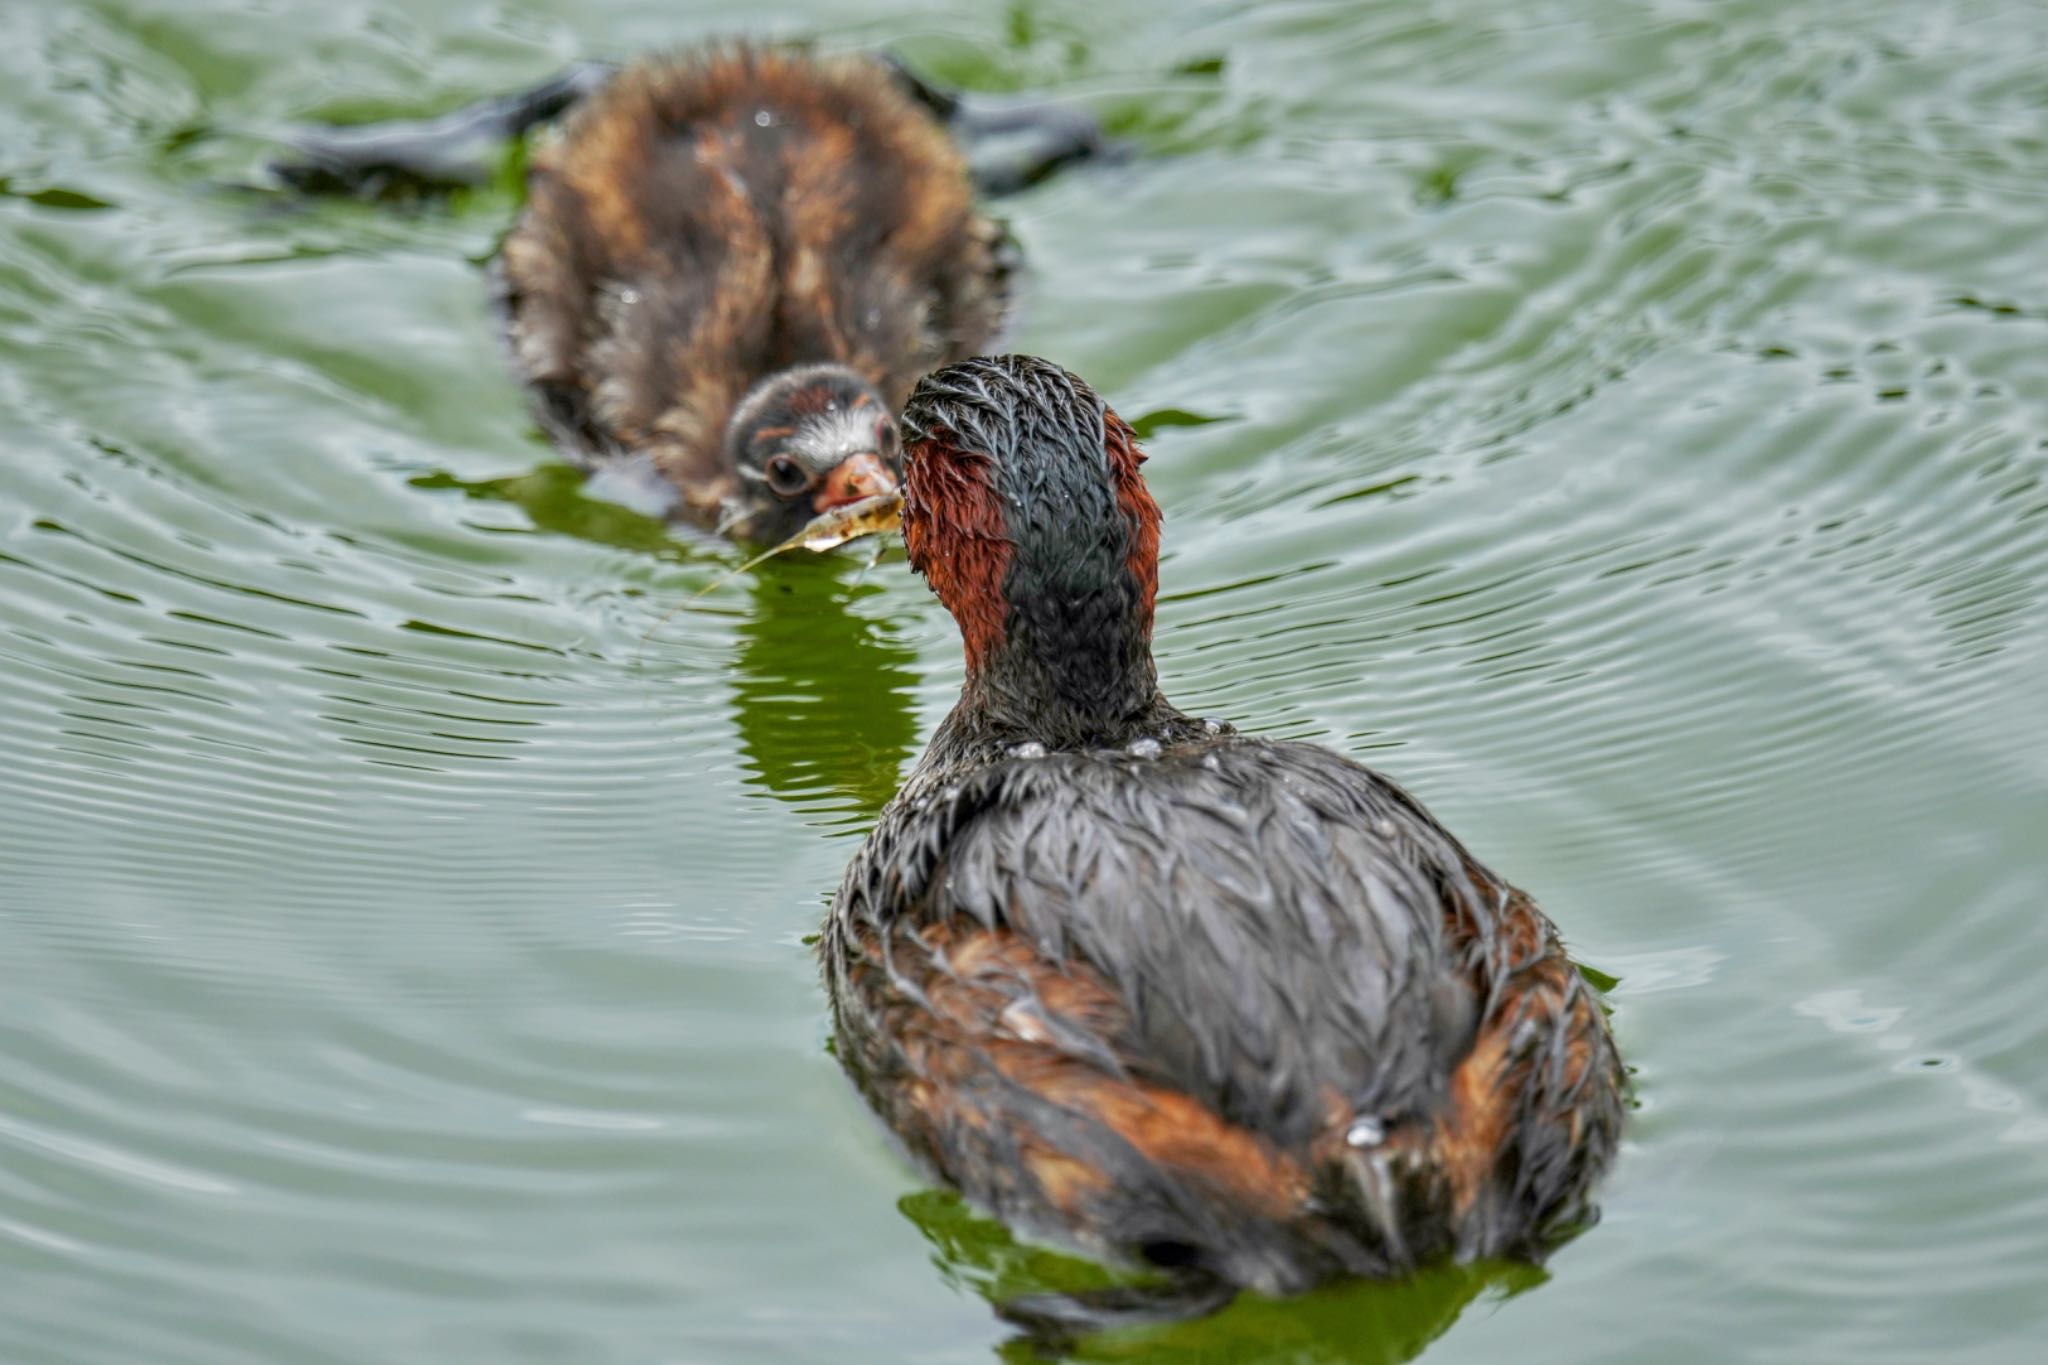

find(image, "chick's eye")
[763,454,810,497]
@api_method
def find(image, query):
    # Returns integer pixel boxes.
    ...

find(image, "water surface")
[2,1,2045,1361]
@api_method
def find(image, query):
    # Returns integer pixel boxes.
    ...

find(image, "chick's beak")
[814,452,896,512]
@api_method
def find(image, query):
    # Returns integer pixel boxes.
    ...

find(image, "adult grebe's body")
[824,356,1623,1324]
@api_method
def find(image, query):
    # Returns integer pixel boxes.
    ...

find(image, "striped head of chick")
[719,364,901,542]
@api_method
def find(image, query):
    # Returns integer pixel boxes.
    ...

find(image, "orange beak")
[813,452,896,512]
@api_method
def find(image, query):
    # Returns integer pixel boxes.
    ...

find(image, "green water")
[3,0,2046,1361]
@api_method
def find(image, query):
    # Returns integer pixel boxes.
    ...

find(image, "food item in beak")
[789,489,904,550]
[690,491,905,602]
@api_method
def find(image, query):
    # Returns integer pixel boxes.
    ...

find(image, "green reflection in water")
[410,462,692,560]
[729,552,918,822]
[901,1189,1541,1365]
[1130,407,1231,439]
[410,459,917,816]
[1055,1264,1539,1365]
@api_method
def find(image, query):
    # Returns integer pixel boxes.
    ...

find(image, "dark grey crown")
[902,355,1108,471]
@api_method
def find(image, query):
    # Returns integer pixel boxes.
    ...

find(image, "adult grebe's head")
[901,355,1163,741]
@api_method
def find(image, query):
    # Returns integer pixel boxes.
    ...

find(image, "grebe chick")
[277,47,1111,541]
[823,356,1623,1328]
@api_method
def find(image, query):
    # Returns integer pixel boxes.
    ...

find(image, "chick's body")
[500,48,1011,532]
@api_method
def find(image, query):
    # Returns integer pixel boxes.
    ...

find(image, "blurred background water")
[2,0,2045,1361]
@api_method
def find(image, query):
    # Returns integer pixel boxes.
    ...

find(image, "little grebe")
[824,356,1624,1323]
[278,47,1109,541]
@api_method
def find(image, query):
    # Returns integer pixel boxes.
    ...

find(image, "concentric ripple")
[2,1,2045,1363]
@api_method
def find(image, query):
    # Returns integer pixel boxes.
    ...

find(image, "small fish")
[787,490,906,553]
[691,491,904,601]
